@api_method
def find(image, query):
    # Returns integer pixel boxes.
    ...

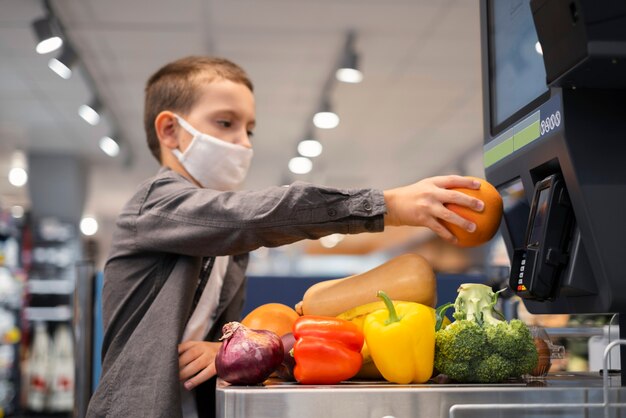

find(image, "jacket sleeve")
[121,174,386,257]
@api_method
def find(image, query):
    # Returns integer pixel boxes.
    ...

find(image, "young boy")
[86,56,484,418]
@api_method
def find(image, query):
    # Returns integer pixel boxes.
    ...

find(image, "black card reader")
[509,174,575,301]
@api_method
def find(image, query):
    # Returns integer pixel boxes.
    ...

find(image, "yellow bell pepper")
[363,290,436,384]
[337,299,408,380]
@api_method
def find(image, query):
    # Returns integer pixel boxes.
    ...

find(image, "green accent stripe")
[484,111,542,168]
[513,120,541,150]
[484,136,514,167]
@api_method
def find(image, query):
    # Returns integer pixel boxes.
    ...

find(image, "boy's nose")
[237,131,253,149]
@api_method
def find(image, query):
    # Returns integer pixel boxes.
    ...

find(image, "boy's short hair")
[144,56,254,162]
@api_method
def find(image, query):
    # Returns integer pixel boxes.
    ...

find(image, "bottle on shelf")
[25,322,49,412]
[47,324,74,412]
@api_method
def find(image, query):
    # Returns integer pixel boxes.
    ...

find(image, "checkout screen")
[489,0,548,129]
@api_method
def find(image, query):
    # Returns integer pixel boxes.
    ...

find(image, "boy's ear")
[154,111,180,150]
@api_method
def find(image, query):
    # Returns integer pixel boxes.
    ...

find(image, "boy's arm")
[122,173,481,257]
[127,177,385,257]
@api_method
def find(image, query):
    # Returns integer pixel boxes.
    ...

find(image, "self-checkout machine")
[483,0,626,374]
[216,1,626,417]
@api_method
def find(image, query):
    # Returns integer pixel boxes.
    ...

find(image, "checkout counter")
[215,0,626,416]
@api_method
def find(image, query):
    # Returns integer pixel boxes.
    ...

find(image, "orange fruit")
[241,303,300,336]
[441,177,503,247]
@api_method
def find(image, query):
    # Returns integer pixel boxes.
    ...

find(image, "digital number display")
[540,110,562,136]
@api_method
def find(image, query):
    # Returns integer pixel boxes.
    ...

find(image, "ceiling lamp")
[8,168,28,188]
[313,100,339,129]
[297,139,323,158]
[48,44,77,79]
[80,216,99,236]
[336,31,363,84]
[78,98,102,126]
[32,16,63,54]
[313,111,339,129]
[319,233,345,248]
[8,151,28,188]
[10,206,25,219]
[288,157,313,174]
[99,136,120,157]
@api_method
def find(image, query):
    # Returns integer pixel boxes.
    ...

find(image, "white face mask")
[172,114,253,191]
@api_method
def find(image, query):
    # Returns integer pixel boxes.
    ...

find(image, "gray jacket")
[86,167,386,417]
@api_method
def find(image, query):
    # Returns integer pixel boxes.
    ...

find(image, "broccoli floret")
[485,319,532,357]
[436,320,486,362]
[435,284,538,383]
[435,352,472,382]
[474,354,513,383]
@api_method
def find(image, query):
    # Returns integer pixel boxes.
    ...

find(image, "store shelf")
[27,279,75,295]
[24,306,72,322]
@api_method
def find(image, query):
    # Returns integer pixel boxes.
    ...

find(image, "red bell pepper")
[292,315,364,384]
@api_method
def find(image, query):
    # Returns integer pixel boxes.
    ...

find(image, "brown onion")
[215,322,283,385]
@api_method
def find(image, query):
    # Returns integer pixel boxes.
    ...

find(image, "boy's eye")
[217,120,232,128]
[247,130,254,138]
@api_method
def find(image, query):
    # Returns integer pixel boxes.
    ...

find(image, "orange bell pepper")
[292,315,363,384]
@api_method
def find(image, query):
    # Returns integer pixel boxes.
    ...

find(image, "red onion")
[275,332,296,381]
[215,322,283,385]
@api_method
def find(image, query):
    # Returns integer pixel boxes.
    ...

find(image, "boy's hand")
[383,175,485,244]
[178,340,221,390]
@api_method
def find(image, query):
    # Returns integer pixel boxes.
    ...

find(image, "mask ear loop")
[171,114,199,160]
[173,114,199,137]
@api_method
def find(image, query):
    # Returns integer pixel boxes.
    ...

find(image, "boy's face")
[179,78,256,152]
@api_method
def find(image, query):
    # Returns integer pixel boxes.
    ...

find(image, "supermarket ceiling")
[0,0,485,231]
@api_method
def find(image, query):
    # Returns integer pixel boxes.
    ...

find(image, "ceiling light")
[8,151,28,187]
[297,139,323,158]
[288,157,313,174]
[32,16,63,54]
[11,206,25,219]
[319,233,345,248]
[48,44,77,79]
[78,98,101,125]
[313,111,340,129]
[99,136,120,157]
[8,167,28,187]
[336,31,363,84]
[336,68,363,84]
[80,217,98,236]
[313,98,339,129]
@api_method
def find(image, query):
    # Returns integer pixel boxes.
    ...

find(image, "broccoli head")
[435,284,538,383]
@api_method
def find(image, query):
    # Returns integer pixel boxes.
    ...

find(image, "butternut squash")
[294,253,436,317]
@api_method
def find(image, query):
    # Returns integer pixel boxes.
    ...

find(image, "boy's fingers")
[436,206,476,233]
[184,363,217,390]
[179,356,206,381]
[425,219,457,244]
[442,190,484,212]
[178,341,195,354]
[178,349,196,370]
[432,175,481,190]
